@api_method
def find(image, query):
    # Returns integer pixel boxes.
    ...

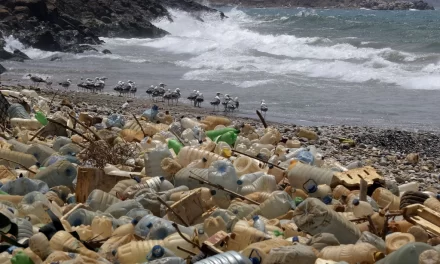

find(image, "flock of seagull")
[25,74,268,116]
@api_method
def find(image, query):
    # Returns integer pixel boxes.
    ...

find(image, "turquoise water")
[3,8,440,130]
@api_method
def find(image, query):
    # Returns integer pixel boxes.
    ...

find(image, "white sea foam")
[3,35,58,59]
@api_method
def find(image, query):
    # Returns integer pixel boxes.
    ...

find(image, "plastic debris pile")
[0,88,440,264]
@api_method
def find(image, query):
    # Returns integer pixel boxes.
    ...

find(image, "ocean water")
[2,8,440,131]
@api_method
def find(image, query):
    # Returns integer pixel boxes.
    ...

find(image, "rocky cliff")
[205,0,434,10]
[0,0,217,60]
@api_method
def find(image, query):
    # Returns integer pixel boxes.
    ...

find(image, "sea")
[2,7,440,131]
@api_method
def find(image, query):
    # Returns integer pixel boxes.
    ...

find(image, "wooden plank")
[167,189,205,226]
[332,166,384,188]
[403,204,440,236]
[75,167,130,203]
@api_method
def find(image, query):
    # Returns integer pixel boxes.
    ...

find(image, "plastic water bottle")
[146,257,186,264]
[52,136,72,151]
[146,245,176,261]
[0,177,49,196]
[352,199,374,218]
[148,220,176,240]
[296,149,314,164]
[252,215,266,233]
[208,160,239,192]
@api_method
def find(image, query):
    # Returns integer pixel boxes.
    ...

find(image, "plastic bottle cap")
[249,257,261,264]
[151,245,165,258]
[146,222,153,228]
[133,176,141,183]
[237,180,243,185]
[202,157,208,162]
[352,199,360,206]
[112,249,117,256]
[18,173,24,178]
[307,184,318,193]
[322,196,332,205]
[233,209,239,214]
[292,236,299,242]
[198,229,204,235]
[36,162,41,167]
[436,194,440,200]
[252,215,259,221]
[268,164,274,169]
[7,246,17,254]
[7,207,14,214]
[159,176,165,181]
[210,189,217,195]
[131,219,139,225]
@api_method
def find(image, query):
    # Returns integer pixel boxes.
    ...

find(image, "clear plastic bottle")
[34,160,77,188]
[357,231,386,253]
[146,245,176,262]
[252,215,266,233]
[144,145,172,178]
[208,160,239,192]
[352,199,374,218]
[86,189,120,212]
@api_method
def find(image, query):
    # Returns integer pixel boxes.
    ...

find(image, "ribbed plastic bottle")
[146,245,176,262]
[287,160,334,189]
[357,231,386,253]
[195,251,253,264]
[0,177,49,196]
[247,191,293,220]
[174,167,209,190]
[144,145,172,178]
[146,257,186,264]
[7,139,31,153]
[0,149,38,169]
[352,199,374,218]
[180,117,202,130]
[34,160,77,188]
[86,189,120,212]
[52,136,72,151]
[239,174,277,195]
[49,231,99,259]
[26,144,55,164]
[424,197,440,211]
[104,199,144,219]
[176,146,226,167]
[112,219,138,237]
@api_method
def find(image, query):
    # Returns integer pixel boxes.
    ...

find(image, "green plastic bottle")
[214,131,238,145]
[11,251,34,264]
[167,139,183,155]
[35,111,48,126]
[205,128,239,141]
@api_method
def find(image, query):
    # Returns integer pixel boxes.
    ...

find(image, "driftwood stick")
[256,110,268,128]
[232,149,285,170]
[189,173,260,205]
[132,114,147,137]
[177,246,197,256]
[68,113,101,140]
[359,178,368,202]
[171,222,201,250]
[47,118,91,142]
[29,126,46,141]
[157,196,190,227]
[170,130,187,146]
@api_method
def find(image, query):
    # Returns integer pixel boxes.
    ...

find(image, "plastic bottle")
[180,117,201,130]
[233,156,261,176]
[239,171,265,186]
[247,191,293,219]
[352,199,374,218]
[86,189,120,212]
[167,139,183,155]
[52,137,72,151]
[146,245,176,261]
[113,219,138,237]
[287,161,334,190]
[18,191,53,224]
[174,168,209,190]
[215,131,238,145]
[58,143,81,157]
[206,128,239,141]
[239,175,277,196]
[7,104,30,119]
[26,144,55,164]
[194,251,253,264]
[176,146,225,167]
[372,187,401,211]
[34,160,77,188]
[187,157,209,169]
[144,145,172,178]
[105,200,144,219]
[35,111,48,125]
[10,118,43,130]
[398,182,420,195]
[0,149,38,169]
[148,220,176,240]
[304,180,332,204]
[50,231,99,259]
[146,257,186,264]
[0,177,49,196]
[252,215,266,233]
[241,239,292,263]
[208,160,239,192]
[296,149,314,164]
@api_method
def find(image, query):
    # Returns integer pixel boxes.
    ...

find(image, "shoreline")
[2,83,440,190]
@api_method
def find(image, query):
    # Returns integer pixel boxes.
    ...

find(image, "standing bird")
[210,92,221,111]
[128,81,137,97]
[187,89,197,105]
[59,79,72,89]
[234,97,239,110]
[260,100,268,118]
[26,74,46,88]
[170,88,181,105]
[195,92,204,108]
[146,85,155,97]
[163,89,172,105]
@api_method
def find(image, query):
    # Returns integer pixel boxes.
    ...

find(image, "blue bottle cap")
[198,228,204,235]
[237,180,243,185]
[292,236,299,242]
[436,194,440,200]
[250,257,261,264]
[131,219,139,225]
[151,245,164,258]
[133,176,141,183]
[67,196,76,204]
[322,195,332,205]
[352,199,360,206]
[252,215,259,221]
[146,222,153,228]
[202,157,208,162]
[159,176,165,181]
[307,184,318,193]
[112,249,117,256]
[210,189,217,195]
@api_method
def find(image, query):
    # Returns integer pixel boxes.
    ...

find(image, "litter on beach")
[1,86,440,264]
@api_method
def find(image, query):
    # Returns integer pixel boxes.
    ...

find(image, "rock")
[13,49,30,60]
[102,49,112,54]
[0,64,6,74]
[49,55,62,61]
[407,153,420,164]
[297,128,319,140]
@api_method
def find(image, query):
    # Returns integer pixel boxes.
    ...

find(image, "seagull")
[195,92,204,108]
[59,79,72,89]
[170,88,181,105]
[159,83,166,88]
[222,94,233,112]
[128,81,137,97]
[163,89,172,105]
[260,99,268,118]
[26,74,46,88]
[146,85,155,97]
[234,97,239,110]
[188,89,197,105]
[210,92,221,111]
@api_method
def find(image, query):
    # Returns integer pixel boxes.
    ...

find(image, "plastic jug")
[287,161,334,190]
[0,177,49,196]
[204,216,227,236]
[26,144,55,164]
[318,243,378,264]
[85,189,120,212]
[49,231,100,259]
[352,199,374,218]
[259,127,281,145]
[228,221,271,251]
[144,146,172,178]
[264,244,317,264]
[167,139,183,155]
[424,197,440,211]
[34,160,77,188]
[91,216,113,239]
[247,191,293,219]
[208,160,239,192]
[0,149,38,169]
[233,156,261,176]
[293,198,361,244]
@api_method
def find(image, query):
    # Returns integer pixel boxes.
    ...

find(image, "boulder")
[0,64,6,75]
[13,49,31,60]
[102,49,112,54]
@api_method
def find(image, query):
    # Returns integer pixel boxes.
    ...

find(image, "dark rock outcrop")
[205,0,434,10]
[0,0,218,56]
[102,49,112,54]
[0,64,6,74]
